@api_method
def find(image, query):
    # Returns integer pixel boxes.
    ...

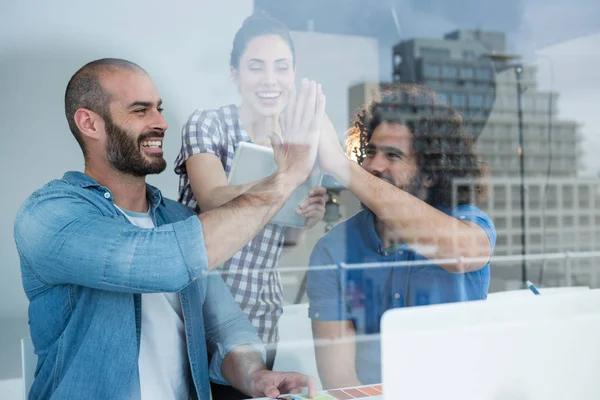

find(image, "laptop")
[380,290,600,400]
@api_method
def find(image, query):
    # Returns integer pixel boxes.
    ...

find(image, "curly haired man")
[308,84,497,388]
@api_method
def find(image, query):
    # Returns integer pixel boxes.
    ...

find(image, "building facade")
[348,30,597,288]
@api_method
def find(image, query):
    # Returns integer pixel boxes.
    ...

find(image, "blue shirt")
[13,171,263,400]
[307,206,496,384]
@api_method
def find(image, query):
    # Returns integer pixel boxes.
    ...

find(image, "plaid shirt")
[174,104,285,344]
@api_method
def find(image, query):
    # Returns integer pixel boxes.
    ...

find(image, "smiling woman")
[173,12,327,400]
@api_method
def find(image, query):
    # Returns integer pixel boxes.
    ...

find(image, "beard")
[104,116,167,177]
[360,172,424,211]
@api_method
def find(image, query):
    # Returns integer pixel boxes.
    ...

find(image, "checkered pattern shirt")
[174,104,285,344]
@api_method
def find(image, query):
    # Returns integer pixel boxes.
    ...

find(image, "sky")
[257,0,600,176]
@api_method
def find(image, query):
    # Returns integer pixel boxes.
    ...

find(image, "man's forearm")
[220,345,266,396]
[332,160,491,272]
[312,321,362,389]
[198,182,256,212]
[200,171,297,270]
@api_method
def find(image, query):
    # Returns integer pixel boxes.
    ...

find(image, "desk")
[251,383,382,399]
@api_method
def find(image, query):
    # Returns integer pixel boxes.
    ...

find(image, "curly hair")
[346,84,488,208]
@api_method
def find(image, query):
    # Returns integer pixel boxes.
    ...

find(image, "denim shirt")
[307,207,496,384]
[14,171,263,400]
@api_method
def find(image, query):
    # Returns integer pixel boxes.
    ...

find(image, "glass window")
[562,127,575,137]
[497,235,508,246]
[476,67,492,80]
[512,217,522,228]
[442,65,458,78]
[511,234,523,246]
[484,94,495,108]
[563,216,574,227]
[437,91,450,105]
[494,186,507,201]
[536,96,550,111]
[529,216,541,228]
[8,2,599,391]
[579,233,593,250]
[451,93,467,107]
[469,94,484,108]
[495,217,507,229]
[546,232,559,246]
[579,195,591,208]
[545,216,558,227]
[579,185,590,198]
[530,234,542,245]
[579,215,590,226]
[562,186,574,206]
[460,67,474,79]
[564,231,576,244]
[463,50,476,61]
[423,63,440,78]
[420,46,450,59]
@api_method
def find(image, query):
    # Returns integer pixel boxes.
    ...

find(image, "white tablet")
[228,141,322,228]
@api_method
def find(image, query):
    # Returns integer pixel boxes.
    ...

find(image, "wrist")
[244,365,268,396]
[274,168,307,193]
[323,154,351,186]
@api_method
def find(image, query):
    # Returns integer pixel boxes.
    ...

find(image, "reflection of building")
[349,29,598,288]
[391,29,580,178]
[453,178,600,288]
[477,179,600,254]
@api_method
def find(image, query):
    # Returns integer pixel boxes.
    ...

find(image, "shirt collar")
[61,171,164,209]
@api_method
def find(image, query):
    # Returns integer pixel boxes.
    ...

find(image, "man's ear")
[74,108,104,141]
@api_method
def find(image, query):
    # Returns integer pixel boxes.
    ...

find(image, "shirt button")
[104,192,111,199]
[394,293,401,299]
[314,312,320,318]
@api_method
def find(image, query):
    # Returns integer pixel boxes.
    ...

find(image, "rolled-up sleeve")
[202,272,265,384]
[453,205,497,254]
[14,190,208,293]
[307,242,346,321]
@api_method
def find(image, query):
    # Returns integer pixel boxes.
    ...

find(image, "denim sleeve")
[453,205,497,254]
[203,272,265,385]
[14,190,209,293]
[307,242,345,321]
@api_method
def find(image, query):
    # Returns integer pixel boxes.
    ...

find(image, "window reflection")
[254,1,600,393]
[4,1,600,398]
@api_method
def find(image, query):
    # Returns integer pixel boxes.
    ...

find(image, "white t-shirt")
[115,205,191,400]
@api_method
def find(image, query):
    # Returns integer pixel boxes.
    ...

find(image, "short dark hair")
[347,84,488,207]
[230,12,295,69]
[64,58,145,156]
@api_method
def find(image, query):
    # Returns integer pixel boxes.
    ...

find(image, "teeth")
[257,92,280,99]
[142,140,162,148]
